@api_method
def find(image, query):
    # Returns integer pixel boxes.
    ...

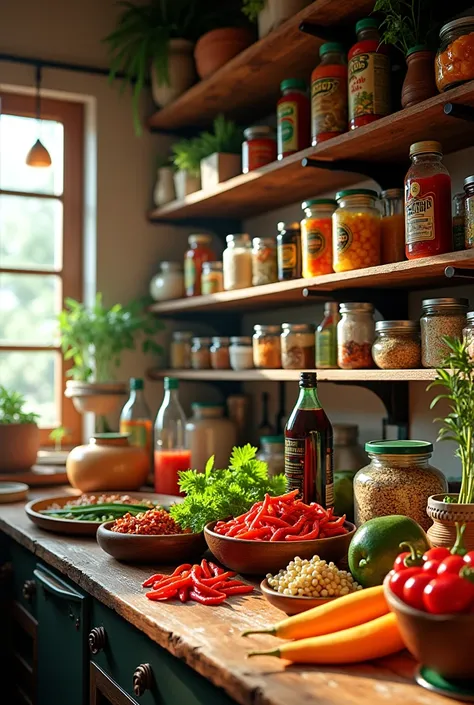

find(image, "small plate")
[260,578,336,615]
[415,666,474,702]
[0,482,29,504]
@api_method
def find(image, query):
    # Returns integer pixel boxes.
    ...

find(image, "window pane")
[0,273,61,344]
[0,114,63,195]
[0,194,62,270]
[0,350,59,427]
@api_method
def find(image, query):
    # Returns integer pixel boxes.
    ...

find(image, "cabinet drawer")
[9,542,38,617]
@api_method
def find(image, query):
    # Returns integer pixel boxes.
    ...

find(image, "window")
[0,92,84,445]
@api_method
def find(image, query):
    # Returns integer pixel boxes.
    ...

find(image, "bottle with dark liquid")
[284,371,334,507]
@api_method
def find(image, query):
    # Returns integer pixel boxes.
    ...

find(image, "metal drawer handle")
[133,663,153,697]
[33,568,82,602]
[22,579,36,602]
[89,626,107,654]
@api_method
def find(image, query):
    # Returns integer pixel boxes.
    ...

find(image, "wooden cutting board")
[0,465,68,486]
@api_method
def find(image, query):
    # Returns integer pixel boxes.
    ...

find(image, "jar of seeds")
[420,297,468,368]
[372,320,421,369]
[354,440,448,531]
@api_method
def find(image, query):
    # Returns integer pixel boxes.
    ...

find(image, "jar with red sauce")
[405,141,453,259]
[242,126,277,173]
[311,42,348,145]
[184,234,215,297]
[277,79,310,160]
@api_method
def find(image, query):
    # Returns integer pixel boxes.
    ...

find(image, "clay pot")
[401,48,437,109]
[65,381,127,416]
[66,434,149,492]
[0,423,40,472]
[194,28,254,80]
[200,152,242,191]
[258,0,311,38]
[151,39,195,107]
[426,493,474,551]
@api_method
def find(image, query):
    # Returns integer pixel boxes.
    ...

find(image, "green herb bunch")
[0,387,39,425]
[170,444,287,533]
[199,114,243,157]
[374,0,436,55]
[242,0,265,22]
[171,137,209,177]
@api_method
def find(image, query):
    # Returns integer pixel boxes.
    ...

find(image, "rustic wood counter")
[0,488,458,705]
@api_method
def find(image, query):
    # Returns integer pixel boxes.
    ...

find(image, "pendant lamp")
[25,65,52,168]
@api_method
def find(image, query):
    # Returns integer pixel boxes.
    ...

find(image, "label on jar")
[406,183,435,243]
[306,228,326,257]
[202,273,223,295]
[184,259,196,291]
[284,437,305,495]
[312,76,347,136]
[336,223,353,253]
[348,52,390,121]
[279,243,298,271]
[277,100,298,154]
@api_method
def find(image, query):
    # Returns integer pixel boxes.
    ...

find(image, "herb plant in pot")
[242,0,311,39]
[199,115,243,191]
[172,138,205,200]
[0,387,40,473]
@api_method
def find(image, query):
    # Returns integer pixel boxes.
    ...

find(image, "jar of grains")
[372,320,421,369]
[463,312,474,360]
[223,234,253,291]
[380,188,405,264]
[333,189,381,272]
[210,337,231,370]
[354,440,448,531]
[281,323,315,369]
[229,336,254,370]
[420,297,468,368]
[338,303,375,369]
[252,237,278,286]
[464,176,474,250]
[253,325,281,369]
[242,126,277,173]
[191,337,212,370]
[301,199,336,277]
[201,261,224,295]
[170,331,193,369]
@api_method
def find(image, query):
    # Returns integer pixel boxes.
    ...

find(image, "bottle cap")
[355,18,378,33]
[130,378,144,390]
[164,377,179,390]
[319,42,345,56]
[299,372,318,388]
[280,78,307,93]
[409,141,442,157]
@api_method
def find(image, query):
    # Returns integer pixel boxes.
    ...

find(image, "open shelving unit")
[148,369,439,383]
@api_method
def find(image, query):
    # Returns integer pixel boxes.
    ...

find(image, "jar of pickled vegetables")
[380,188,405,264]
[436,18,474,92]
[253,325,281,369]
[252,237,278,286]
[301,199,336,277]
[337,303,375,369]
[333,189,381,272]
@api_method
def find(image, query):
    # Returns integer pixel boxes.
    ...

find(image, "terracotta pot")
[66,433,149,492]
[200,152,242,191]
[258,0,311,38]
[65,381,127,416]
[426,493,474,551]
[173,170,201,201]
[151,39,195,108]
[0,423,40,472]
[194,28,254,80]
[401,48,437,109]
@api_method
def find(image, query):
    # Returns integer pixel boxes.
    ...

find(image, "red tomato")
[423,547,450,562]
[393,551,411,571]
[423,574,474,614]
[422,559,440,576]
[403,574,432,611]
[463,552,474,567]
[437,555,466,576]
[388,567,423,599]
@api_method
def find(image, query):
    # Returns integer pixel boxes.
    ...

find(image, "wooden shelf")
[148,368,438,382]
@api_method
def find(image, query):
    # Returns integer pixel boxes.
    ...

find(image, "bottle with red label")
[277,79,310,159]
[405,141,453,259]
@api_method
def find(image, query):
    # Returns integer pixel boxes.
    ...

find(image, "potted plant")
[242,0,311,39]
[427,337,474,550]
[59,294,163,416]
[0,386,40,472]
[171,138,206,200]
[374,0,438,108]
[199,114,243,191]
[153,155,176,208]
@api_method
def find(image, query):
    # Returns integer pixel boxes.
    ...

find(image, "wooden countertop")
[0,488,457,705]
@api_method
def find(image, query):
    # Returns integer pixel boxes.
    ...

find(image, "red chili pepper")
[189,589,226,606]
[249,493,271,530]
[235,527,271,540]
[392,542,425,572]
[286,523,320,541]
[200,559,212,578]
[147,575,192,599]
[422,559,441,576]
[191,568,225,597]
[142,573,163,588]
[201,571,236,586]
[178,586,190,603]
[423,546,451,563]
[219,585,254,596]
[261,516,291,528]
[325,514,346,529]
[226,522,246,537]
[222,579,245,588]
[402,573,432,611]
[151,570,190,590]
[321,526,347,537]
[437,554,466,576]
[276,489,299,503]
[208,561,225,576]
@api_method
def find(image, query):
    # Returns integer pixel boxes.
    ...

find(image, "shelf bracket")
[301,157,406,191]
[445,265,474,280]
[443,102,474,122]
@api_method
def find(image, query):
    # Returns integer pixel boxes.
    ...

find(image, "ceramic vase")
[427,493,474,551]
[151,39,196,107]
[401,48,438,109]
[0,423,40,472]
[153,167,176,207]
[194,28,254,79]
[200,152,242,191]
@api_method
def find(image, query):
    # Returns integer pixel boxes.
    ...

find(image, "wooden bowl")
[384,575,474,680]
[260,578,336,615]
[96,521,206,563]
[204,521,356,575]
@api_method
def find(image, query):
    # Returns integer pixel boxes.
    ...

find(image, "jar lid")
[254,324,281,333]
[336,188,378,200]
[409,141,442,157]
[440,17,474,39]
[260,435,285,444]
[281,78,307,93]
[277,221,301,232]
[189,234,212,244]
[211,336,230,345]
[202,261,223,270]
[244,125,275,139]
[172,331,193,341]
[365,440,433,455]
[252,236,276,247]
[356,18,378,33]
[282,323,314,332]
[464,175,474,189]
[192,336,212,344]
[375,320,420,332]
[422,297,469,310]
[302,198,338,209]
[339,302,374,313]
[226,233,250,244]
[230,336,252,345]
[381,188,403,199]
[319,42,345,56]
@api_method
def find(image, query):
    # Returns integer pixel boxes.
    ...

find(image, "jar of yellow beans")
[333,189,381,272]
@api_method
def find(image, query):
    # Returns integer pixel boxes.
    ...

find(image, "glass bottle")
[154,377,190,497]
[184,234,215,297]
[284,371,334,506]
[277,79,310,159]
[311,42,348,145]
[316,301,339,369]
[277,221,302,280]
[120,378,153,480]
[380,188,405,264]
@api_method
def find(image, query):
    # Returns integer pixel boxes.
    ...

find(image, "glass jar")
[242,126,277,173]
[316,301,339,369]
[210,337,230,370]
[333,189,381,272]
[337,302,375,369]
[372,320,421,370]
[311,42,348,145]
[257,436,285,477]
[229,336,254,371]
[354,440,448,530]
[223,234,253,291]
[281,323,315,369]
[191,337,212,370]
[201,261,224,295]
[436,17,474,92]
[170,331,193,370]
[277,221,302,280]
[253,325,281,369]
[463,311,474,360]
[149,262,184,301]
[453,192,466,251]
[252,237,278,286]
[333,423,367,523]
[464,176,474,250]
[380,189,405,264]
[184,234,215,297]
[277,79,310,159]
[301,199,336,277]
[186,403,237,471]
[421,298,468,368]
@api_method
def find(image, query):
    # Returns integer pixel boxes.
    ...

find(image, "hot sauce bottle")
[311,42,348,145]
[284,372,334,507]
[277,79,310,159]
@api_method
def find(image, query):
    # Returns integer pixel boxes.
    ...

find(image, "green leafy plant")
[428,337,474,504]
[199,114,244,157]
[171,137,209,177]
[49,426,70,450]
[170,444,287,533]
[58,293,163,383]
[242,0,265,22]
[374,0,436,55]
[0,387,39,425]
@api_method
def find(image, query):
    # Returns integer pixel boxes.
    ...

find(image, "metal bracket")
[303,288,409,321]
[443,102,474,122]
[445,265,474,280]
[301,157,407,192]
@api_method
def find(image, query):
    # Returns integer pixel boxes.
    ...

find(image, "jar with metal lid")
[333,423,367,522]
[337,303,375,369]
[464,176,474,250]
[242,126,277,173]
[380,188,405,264]
[191,337,212,370]
[316,301,339,369]
[277,221,302,280]
[463,311,474,360]
[436,17,474,92]
[333,189,381,272]
[184,234,215,297]
[453,192,466,251]
[201,261,224,295]
[170,331,193,369]
[253,325,281,369]
[257,436,285,477]
[252,237,278,286]
[421,298,469,368]
[210,337,230,370]
[354,440,448,530]
[281,323,315,369]
[372,320,421,370]
[223,234,253,291]
[229,336,254,371]
[301,199,336,277]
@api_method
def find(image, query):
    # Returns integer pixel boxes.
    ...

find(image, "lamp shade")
[25,138,52,167]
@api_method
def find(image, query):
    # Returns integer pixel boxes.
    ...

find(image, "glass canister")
[464,176,474,250]
[380,189,405,264]
[252,237,278,286]
[191,337,212,370]
[463,311,474,360]
[229,336,254,370]
[316,301,339,369]
[421,298,468,368]
[210,337,230,370]
[253,324,282,369]
[337,302,375,369]
[435,17,474,92]
[257,436,285,477]
[201,261,224,295]
[186,403,237,471]
[184,234,215,297]
[242,126,277,173]
[354,440,448,530]
[170,331,193,369]
[281,323,316,369]
[453,192,466,251]
[277,221,302,280]
[301,199,336,277]
[333,189,381,272]
[333,423,367,523]
[223,234,253,291]
[372,320,421,370]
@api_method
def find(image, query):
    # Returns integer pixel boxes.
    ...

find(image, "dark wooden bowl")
[96,521,206,563]
[260,578,336,615]
[204,521,356,575]
[384,575,474,680]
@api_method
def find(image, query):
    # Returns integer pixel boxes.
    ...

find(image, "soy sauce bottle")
[284,372,334,507]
